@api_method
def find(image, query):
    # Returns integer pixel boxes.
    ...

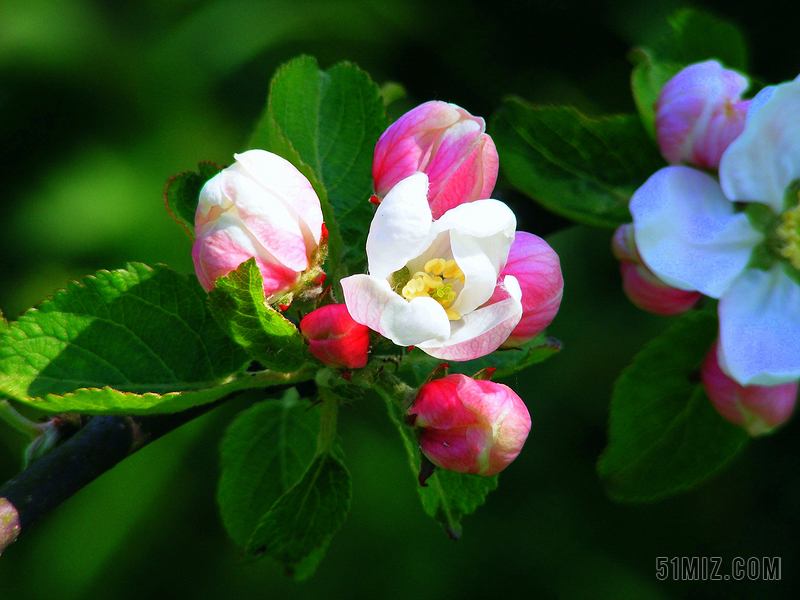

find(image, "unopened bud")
[300,304,370,369]
[702,340,798,436]
[408,374,531,476]
[192,150,325,302]
[655,60,750,170]
[373,101,499,218]
[496,232,563,347]
[613,224,701,316]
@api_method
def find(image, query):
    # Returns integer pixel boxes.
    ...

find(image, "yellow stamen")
[424,258,447,275]
[777,199,800,270]
[397,256,466,320]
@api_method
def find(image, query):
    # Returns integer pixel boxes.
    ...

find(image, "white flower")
[341,173,522,361]
[630,76,800,386]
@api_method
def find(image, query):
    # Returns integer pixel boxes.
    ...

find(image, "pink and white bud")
[655,60,750,170]
[612,224,701,316]
[491,231,563,347]
[373,101,499,219]
[192,150,325,301]
[702,340,798,436]
[408,374,531,476]
[299,304,370,369]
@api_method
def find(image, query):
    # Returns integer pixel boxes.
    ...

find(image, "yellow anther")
[399,257,466,317]
[777,203,800,270]
[425,258,446,275]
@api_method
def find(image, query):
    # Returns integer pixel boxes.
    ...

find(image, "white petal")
[418,275,523,361]
[341,274,451,346]
[233,150,324,244]
[720,77,800,213]
[432,199,516,314]
[366,173,433,280]
[744,85,775,124]
[630,166,762,298]
[718,265,800,386]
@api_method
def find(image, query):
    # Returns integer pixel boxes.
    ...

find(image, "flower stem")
[317,388,339,454]
[0,400,45,440]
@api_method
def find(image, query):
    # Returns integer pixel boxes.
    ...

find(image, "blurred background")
[1,0,799,598]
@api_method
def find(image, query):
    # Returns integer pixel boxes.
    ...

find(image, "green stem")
[0,400,46,440]
[375,370,417,412]
[317,389,339,454]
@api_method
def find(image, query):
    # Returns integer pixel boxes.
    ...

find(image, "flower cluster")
[191,101,563,474]
[617,62,800,433]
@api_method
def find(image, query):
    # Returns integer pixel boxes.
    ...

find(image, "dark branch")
[0,395,241,555]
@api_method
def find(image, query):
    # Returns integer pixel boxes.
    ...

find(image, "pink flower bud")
[192,150,325,301]
[493,232,563,347]
[655,60,750,170]
[300,304,370,369]
[373,101,499,219]
[702,340,798,436]
[612,224,701,316]
[408,374,531,476]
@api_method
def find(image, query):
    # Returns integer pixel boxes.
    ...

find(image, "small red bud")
[408,374,530,476]
[300,304,370,369]
[702,340,798,436]
[369,195,382,205]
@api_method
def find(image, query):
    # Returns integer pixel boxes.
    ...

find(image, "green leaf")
[380,377,497,539]
[597,311,749,502]
[656,8,748,72]
[164,162,222,238]
[218,389,320,548]
[491,100,664,228]
[629,49,682,139]
[249,56,390,290]
[207,258,313,371]
[243,451,352,570]
[0,263,260,414]
[398,333,562,386]
[630,9,749,138]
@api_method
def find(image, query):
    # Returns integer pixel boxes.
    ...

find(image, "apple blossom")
[192,150,325,301]
[496,231,564,346]
[701,340,797,436]
[655,60,750,170]
[611,224,701,316]
[407,374,531,476]
[630,74,800,386]
[373,101,499,219]
[300,304,370,369]
[341,173,523,361]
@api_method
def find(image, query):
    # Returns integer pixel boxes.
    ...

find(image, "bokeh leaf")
[164,162,222,238]
[598,311,749,502]
[0,263,257,414]
[655,8,748,72]
[249,55,389,291]
[491,100,664,228]
[630,8,749,138]
[629,49,682,139]
[218,388,320,548]
[207,258,312,371]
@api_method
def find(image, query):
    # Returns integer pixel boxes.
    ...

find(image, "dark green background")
[1,1,798,598]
